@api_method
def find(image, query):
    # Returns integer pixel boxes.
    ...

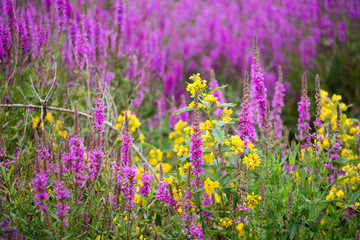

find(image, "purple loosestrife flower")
[121,165,138,212]
[237,203,250,213]
[32,130,50,213]
[54,180,70,225]
[156,181,179,211]
[61,106,87,185]
[186,212,205,240]
[35,23,47,57]
[201,192,212,219]
[190,92,204,175]
[74,22,90,69]
[5,0,16,37]
[121,112,133,166]
[55,0,66,30]
[32,170,48,212]
[190,128,204,175]
[314,74,322,128]
[251,37,268,131]
[68,136,86,184]
[156,164,179,210]
[1,25,12,63]
[115,0,126,32]
[297,73,311,146]
[18,11,29,53]
[38,145,51,174]
[88,148,105,179]
[92,98,106,134]
[326,104,342,170]
[238,71,257,143]
[140,163,152,197]
[271,66,285,137]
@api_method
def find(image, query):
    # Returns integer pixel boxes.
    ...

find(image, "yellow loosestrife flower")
[220,217,232,228]
[246,192,261,209]
[186,73,207,94]
[222,108,233,122]
[204,178,221,195]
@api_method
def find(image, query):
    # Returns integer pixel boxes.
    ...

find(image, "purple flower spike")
[54,180,70,220]
[140,163,152,197]
[271,66,285,137]
[297,73,311,146]
[238,71,257,142]
[250,36,268,131]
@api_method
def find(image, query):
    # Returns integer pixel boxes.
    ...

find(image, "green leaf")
[289,221,297,239]
[171,107,193,115]
[209,103,237,111]
[211,126,225,143]
[332,157,348,167]
[208,85,227,94]
[7,166,14,182]
[337,174,356,183]
[345,190,360,208]
[289,150,297,165]
[322,199,344,204]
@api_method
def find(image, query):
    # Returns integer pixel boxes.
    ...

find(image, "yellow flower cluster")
[188,101,205,109]
[203,93,218,103]
[204,178,221,195]
[222,108,233,122]
[326,186,344,203]
[219,217,232,228]
[200,119,217,131]
[55,120,68,139]
[32,113,67,139]
[320,90,360,202]
[204,153,213,164]
[246,192,261,209]
[45,113,53,123]
[299,147,318,161]
[164,175,175,185]
[149,149,162,165]
[183,126,194,135]
[179,162,192,176]
[156,163,172,174]
[318,90,359,148]
[202,130,218,149]
[186,73,207,94]
[169,120,188,145]
[115,110,141,133]
[173,144,189,157]
[236,223,245,238]
[32,116,42,129]
[224,135,245,154]
[339,164,360,189]
[243,152,261,170]
[140,134,145,143]
[33,112,54,128]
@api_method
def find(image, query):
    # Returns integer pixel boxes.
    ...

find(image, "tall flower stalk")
[297,72,311,146]
[238,71,257,143]
[156,164,179,210]
[250,36,268,131]
[62,103,86,185]
[190,92,204,175]
[32,129,49,214]
[271,66,285,137]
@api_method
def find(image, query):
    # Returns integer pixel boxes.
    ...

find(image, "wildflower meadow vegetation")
[1,0,360,239]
